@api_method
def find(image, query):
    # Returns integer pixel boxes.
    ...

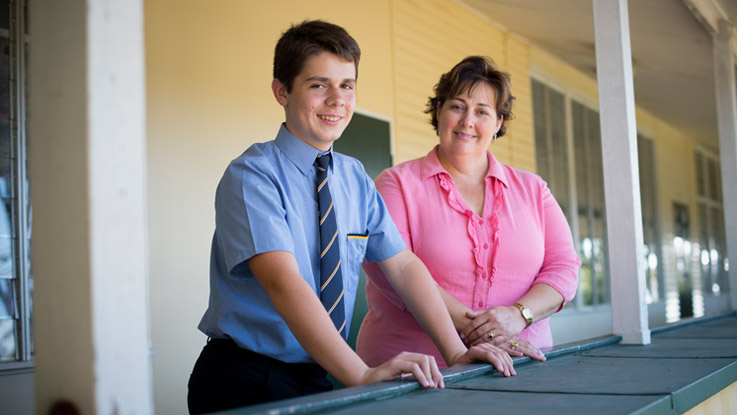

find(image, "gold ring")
[487,331,495,340]
[510,341,518,350]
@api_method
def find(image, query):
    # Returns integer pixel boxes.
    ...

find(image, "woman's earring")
[492,133,498,142]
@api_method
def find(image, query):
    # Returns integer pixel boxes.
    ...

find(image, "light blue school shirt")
[198,124,406,363]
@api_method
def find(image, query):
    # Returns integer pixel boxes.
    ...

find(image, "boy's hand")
[362,351,444,389]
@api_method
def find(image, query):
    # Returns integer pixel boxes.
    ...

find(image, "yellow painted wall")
[685,381,737,415]
[391,0,517,166]
[145,0,712,413]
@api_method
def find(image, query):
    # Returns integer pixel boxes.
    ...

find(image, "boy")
[187,20,514,414]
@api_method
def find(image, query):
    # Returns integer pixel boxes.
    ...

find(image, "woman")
[357,56,580,368]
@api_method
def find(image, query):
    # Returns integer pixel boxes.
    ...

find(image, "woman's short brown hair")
[425,56,514,138]
[273,20,361,93]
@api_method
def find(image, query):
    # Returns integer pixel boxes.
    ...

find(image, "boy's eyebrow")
[305,76,356,83]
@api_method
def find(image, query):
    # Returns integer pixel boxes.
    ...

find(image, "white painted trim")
[593,0,651,345]
[88,0,153,410]
[682,0,737,56]
[354,107,393,123]
[694,143,721,160]
[549,305,613,345]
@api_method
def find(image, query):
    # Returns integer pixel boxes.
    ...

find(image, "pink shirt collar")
[419,145,510,189]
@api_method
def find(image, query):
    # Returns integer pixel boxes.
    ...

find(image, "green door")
[333,112,392,350]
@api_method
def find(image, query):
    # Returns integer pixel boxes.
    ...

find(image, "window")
[532,78,609,309]
[570,101,608,307]
[638,135,663,304]
[532,76,729,330]
[694,150,728,316]
[0,0,31,368]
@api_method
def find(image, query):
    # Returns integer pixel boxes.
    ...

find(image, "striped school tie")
[315,154,346,339]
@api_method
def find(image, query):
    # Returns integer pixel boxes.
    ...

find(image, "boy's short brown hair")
[274,20,361,92]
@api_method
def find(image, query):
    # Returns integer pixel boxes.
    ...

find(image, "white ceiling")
[459,0,737,151]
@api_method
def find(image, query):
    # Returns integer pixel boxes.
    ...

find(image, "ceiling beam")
[682,0,737,56]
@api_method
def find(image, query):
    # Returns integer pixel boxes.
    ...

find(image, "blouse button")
[483,243,489,249]
[477,301,483,308]
[478,219,484,225]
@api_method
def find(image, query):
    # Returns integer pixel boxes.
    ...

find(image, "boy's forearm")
[437,285,473,332]
[249,251,369,387]
[381,250,468,366]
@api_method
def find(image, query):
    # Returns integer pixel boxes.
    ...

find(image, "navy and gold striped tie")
[315,154,346,339]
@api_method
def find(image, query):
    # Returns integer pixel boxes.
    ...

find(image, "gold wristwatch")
[513,303,533,328]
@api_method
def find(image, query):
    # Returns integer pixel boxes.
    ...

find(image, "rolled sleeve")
[533,181,581,309]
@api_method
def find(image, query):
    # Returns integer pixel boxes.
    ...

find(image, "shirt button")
[483,243,489,249]
[478,302,483,308]
[479,219,484,225]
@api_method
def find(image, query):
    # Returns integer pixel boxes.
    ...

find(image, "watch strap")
[514,303,533,328]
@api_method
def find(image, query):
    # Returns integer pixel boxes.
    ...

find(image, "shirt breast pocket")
[343,233,369,292]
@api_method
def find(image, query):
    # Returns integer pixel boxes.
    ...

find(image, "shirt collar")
[420,145,509,188]
[275,123,333,175]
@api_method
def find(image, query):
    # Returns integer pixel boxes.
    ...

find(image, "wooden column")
[30,0,153,413]
[592,0,651,344]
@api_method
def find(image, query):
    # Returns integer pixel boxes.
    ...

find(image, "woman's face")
[436,82,503,160]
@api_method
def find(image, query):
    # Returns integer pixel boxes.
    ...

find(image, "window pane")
[707,159,718,201]
[638,136,661,302]
[25,0,33,360]
[0,278,13,318]
[0,318,15,361]
[572,101,608,306]
[709,206,723,291]
[548,88,568,212]
[0,0,12,285]
[532,80,568,214]
[532,79,549,178]
[695,152,705,197]
[578,213,594,306]
[714,161,722,204]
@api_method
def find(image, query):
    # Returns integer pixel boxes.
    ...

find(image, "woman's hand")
[499,337,546,361]
[448,343,516,377]
[460,306,527,347]
[362,351,444,389]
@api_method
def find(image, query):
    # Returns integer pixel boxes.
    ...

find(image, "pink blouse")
[356,147,580,368]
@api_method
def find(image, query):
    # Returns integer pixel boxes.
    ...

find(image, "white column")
[30,0,153,413]
[713,19,737,311]
[592,0,651,344]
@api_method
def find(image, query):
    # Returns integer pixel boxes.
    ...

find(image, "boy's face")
[273,52,356,151]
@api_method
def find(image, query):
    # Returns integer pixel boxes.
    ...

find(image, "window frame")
[693,146,730,317]
[0,0,31,371]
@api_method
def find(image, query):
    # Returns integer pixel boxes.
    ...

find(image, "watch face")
[522,308,533,319]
